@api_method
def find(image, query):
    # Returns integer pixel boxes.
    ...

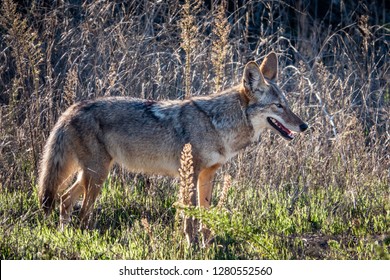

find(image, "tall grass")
[0,0,388,259]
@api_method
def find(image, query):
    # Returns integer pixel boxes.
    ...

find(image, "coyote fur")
[38,52,308,243]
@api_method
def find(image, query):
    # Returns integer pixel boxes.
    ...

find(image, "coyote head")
[242,52,308,141]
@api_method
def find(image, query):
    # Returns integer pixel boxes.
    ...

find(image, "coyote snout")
[38,51,308,245]
[266,106,308,141]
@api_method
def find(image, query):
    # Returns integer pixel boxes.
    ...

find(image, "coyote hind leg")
[69,146,112,230]
[60,173,84,230]
[78,165,110,229]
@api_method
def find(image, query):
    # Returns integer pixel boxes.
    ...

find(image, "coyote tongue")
[267,117,295,140]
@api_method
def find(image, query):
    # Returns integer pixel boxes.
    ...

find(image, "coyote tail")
[38,124,75,215]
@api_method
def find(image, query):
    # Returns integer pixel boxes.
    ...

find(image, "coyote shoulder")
[38,52,308,243]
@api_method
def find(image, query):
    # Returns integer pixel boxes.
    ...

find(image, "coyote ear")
[242,61,265,98]
[260,52,278,81]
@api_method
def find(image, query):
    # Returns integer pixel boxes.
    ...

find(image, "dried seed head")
[178,143,194,206]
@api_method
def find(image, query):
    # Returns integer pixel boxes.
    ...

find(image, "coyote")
[38,52,308,243]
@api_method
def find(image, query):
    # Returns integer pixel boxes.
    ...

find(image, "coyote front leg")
[197,164,220,246]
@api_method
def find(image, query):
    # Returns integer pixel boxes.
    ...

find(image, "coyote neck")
[191,90,255,161]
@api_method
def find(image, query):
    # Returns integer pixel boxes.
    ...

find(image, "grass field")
[1,175,389,259]
[0,0,389,259]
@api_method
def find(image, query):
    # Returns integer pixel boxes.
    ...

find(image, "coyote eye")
[275,103,283,109]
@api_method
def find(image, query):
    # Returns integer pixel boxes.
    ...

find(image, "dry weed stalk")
[63,66,78,107]
[179,0,201,98]
[211,0,231,92]
[141,217,153,239]
[178,143,195,207]
[217,174,232,208]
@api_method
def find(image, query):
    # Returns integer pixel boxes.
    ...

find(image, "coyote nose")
[299,123,308,132]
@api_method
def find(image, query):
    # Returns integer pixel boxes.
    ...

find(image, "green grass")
[1,176,388,260]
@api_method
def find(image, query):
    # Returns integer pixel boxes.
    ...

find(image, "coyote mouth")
[267,117,295,140]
